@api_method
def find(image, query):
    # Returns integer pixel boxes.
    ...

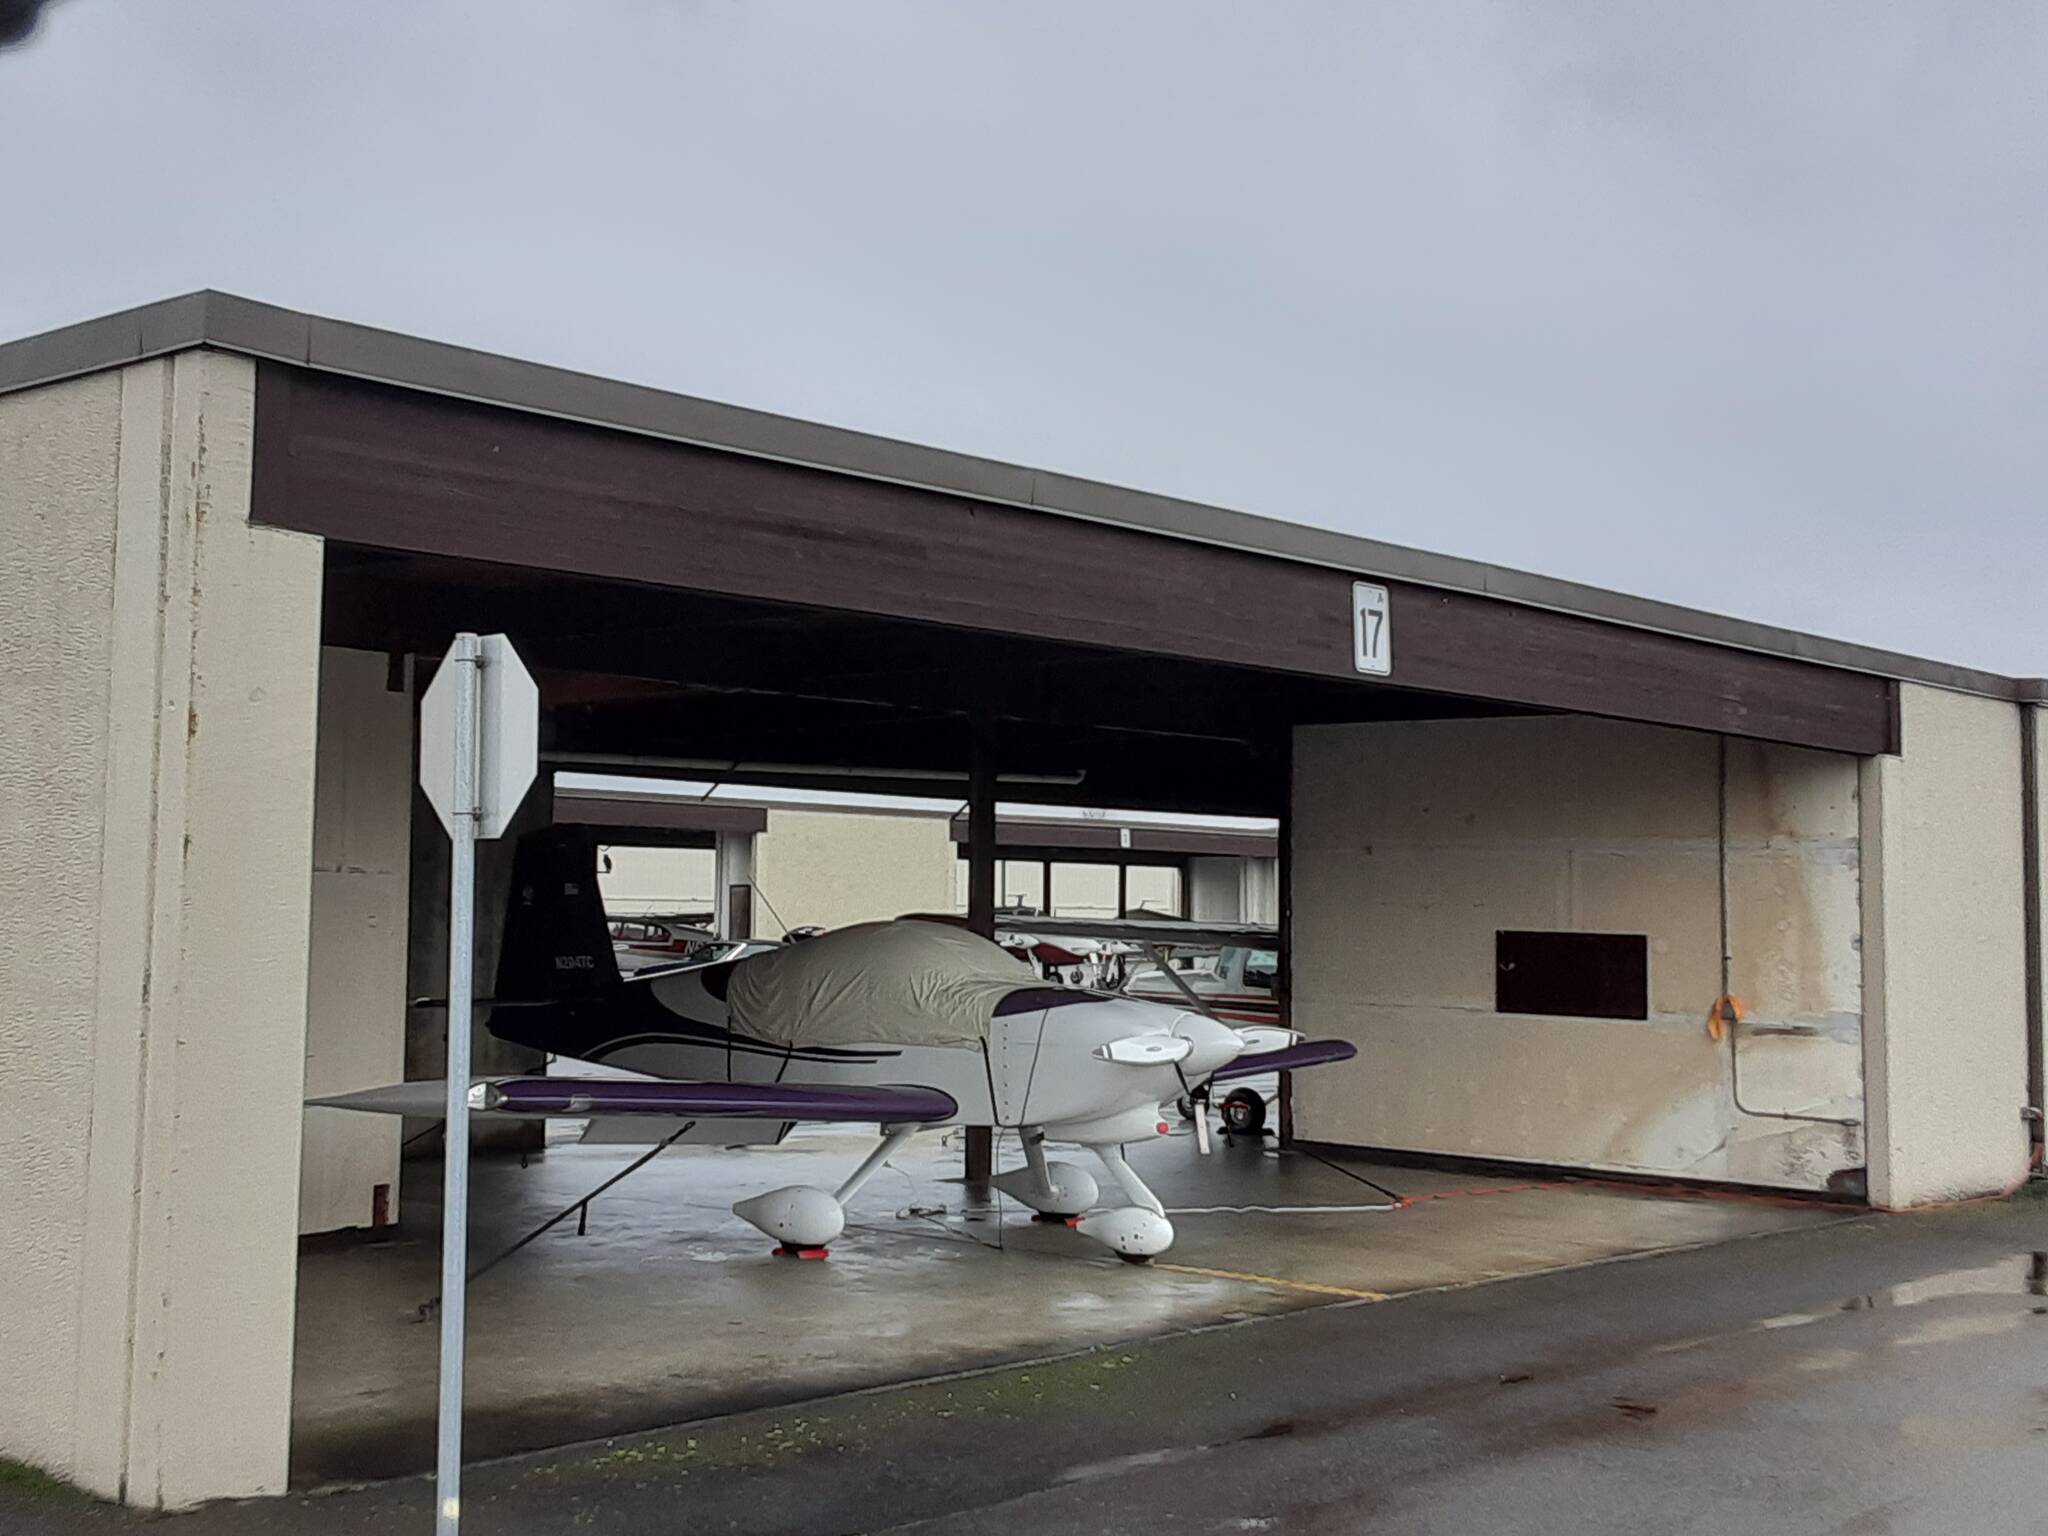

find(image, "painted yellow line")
[1155,1262,1389,1302]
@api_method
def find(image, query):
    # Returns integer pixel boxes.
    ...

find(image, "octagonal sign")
[419,633,538,841]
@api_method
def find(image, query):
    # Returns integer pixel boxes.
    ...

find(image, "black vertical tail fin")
[495,826,623,1003]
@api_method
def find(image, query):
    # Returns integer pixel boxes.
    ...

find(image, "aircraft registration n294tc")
[312,831,1355,1262]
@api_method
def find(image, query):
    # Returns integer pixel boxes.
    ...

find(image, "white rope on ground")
[1162,1202,1401,1215]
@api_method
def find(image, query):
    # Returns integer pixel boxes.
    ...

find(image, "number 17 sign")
[1352,581,1392,676]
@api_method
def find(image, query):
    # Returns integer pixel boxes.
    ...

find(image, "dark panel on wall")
[1495,931,1650,1022]
[255,365,1897,755]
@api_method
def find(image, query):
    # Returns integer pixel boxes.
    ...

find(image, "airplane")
[311,828,1355,1263]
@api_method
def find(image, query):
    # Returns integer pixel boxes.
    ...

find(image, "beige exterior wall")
[0,354,323,1506]
[597,843,717,914]
[0,368,121,1500]
[1291,716,1865,1190]
[1049,861,1119,917]
[1861,684,2030,1207]
[753,810,959,932]
[299,648,413,1235]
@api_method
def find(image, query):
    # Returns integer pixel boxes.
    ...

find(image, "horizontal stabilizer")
[307,1080,512,1117]
[1206,1038,1357,1083]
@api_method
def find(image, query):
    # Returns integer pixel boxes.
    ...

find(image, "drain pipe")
[2021,706,2044,1160]
[1716,735,1860,1129]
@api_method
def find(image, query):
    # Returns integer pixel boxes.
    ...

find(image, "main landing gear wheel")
[1221,1089,1267,1136]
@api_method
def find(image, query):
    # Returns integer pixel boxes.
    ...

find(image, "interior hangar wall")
[299,647,413,1235]
[1290,716,1865,1191]
[0,354,323,1506]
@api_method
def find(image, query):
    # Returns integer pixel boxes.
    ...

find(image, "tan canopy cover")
[727,919,1040,1048]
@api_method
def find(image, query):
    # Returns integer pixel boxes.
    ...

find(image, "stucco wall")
[299,648,412,1235]
[753,810,959,932]
[0,368,123,1499]
[1862,684,2029,1206]
[597,843,717,913]
[0,354,323,1506]
[1291,716,1865,1190]
[1047,861,1117,917]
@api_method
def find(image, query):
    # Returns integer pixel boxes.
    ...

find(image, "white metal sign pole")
[418,630,536,1533]
[435,631,482,1536]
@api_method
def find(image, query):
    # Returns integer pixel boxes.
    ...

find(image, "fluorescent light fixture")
[544,752,1086,786]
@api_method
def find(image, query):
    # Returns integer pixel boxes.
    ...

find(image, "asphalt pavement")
[9,1193,2048,1535]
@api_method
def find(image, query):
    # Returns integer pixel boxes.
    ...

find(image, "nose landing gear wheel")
[1221,1088,1267,1137]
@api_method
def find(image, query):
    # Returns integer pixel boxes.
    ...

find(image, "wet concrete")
[287,1124,1843,1483]
[12,1197,2048,1535]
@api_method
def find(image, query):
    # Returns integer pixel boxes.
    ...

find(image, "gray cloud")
[4,1,2042,671]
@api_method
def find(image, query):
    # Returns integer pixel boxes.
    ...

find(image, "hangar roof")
[0,290,2029,704]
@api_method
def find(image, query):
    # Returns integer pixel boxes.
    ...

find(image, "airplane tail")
[495,826,623,1004]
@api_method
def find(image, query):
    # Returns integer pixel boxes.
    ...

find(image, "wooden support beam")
[262,364,1900,757]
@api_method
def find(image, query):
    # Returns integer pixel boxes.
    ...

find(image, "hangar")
[1,291,2039,1508]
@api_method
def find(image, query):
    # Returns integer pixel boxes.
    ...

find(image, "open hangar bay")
[2,292,2043,1509]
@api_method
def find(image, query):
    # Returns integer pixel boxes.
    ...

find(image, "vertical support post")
[965,713,997,1185]
[1275,730,1296,1149]
[435,633,481,1535]
[715,829,756,940]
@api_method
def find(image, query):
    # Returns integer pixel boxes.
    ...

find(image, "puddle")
[1896,1312,2029,1347]
[1835,1251,2048,1315]
[1737,1253,2048,1343]
[1654,1254,2048,1357]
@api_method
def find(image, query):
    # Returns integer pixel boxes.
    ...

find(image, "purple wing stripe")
[481,1077,958,1122]
[1208,1038,1357,1083]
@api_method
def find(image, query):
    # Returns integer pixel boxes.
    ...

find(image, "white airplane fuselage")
[478,959,1249,1259]
[553,964,1244,1143]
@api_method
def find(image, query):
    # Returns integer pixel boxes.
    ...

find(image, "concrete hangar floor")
[289,1120,1848,1485]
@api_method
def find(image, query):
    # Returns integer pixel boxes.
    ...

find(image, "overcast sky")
[5,3,2043,673]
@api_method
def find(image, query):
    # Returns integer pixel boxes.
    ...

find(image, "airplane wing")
[899,913,1278,949]
[1204,1038,1356,1083]
[1004,916,1276,948]
[309,1077,959,1123]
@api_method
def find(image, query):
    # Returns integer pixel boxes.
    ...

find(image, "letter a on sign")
[1353,582,1392,676]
